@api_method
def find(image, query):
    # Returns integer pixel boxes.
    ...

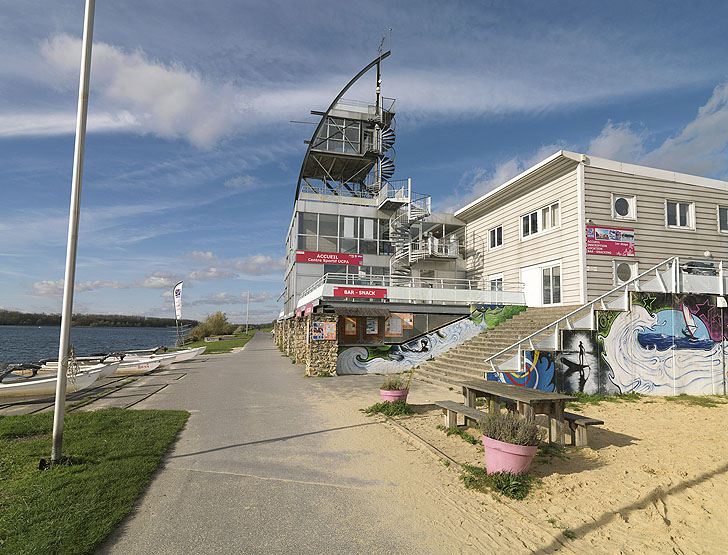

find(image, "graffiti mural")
[483,295,726,397]
[336,305,524,375]
[598,293,726,395]
[486,350,555,391]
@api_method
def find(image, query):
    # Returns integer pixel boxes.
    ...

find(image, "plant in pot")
[479,412,542,475]
[379,368,414,403]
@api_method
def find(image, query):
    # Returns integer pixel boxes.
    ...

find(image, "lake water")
[0,325,179,363]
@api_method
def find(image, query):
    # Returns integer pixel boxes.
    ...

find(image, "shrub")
[380,374,408,390]
[187,311,236,341]
[479,412,542,446]
[362,400,413,416]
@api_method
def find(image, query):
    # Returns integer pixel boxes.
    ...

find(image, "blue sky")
[2,1,728,323]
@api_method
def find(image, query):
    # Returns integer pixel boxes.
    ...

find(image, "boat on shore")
[0,362,119,397]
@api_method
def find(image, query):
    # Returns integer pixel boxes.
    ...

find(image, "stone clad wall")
[292,318,307,364]
[305,314,338,377]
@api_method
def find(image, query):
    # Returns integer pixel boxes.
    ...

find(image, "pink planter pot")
[482,435,538,475]
[379,389,409,403]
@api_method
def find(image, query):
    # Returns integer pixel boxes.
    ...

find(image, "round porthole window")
[616,262,632,283]
[614,197,630,217]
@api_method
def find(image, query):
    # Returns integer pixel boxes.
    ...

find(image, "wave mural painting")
[485,293,726,396]
[600,295,726,396]
[336,305,524,375]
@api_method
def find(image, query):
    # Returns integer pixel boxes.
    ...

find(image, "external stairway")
[413,305,580,389]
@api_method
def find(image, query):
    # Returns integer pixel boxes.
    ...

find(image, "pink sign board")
[333,287,388,299]
[586,225,635,257]
[295,308,303,318]
[296,251,363,265]
[305,303,313,315]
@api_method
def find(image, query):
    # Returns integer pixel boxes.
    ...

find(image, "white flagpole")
[51,0,95,465]
[246,291,250,333]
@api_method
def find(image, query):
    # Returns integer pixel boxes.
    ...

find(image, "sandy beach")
[311,379,728,554]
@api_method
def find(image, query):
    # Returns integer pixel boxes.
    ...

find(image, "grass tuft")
[664,394,728,408]
[436,424,479,445]
[566,391,642,408]
[361,400,413,417]
[459,464,539,500]
[0,408,188,554]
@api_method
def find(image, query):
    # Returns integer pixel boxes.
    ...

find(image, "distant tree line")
[0,309,198,328]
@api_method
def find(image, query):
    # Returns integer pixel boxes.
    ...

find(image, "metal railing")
[334,97,396,114]
[410,239,460,261]
[298,271,524,301]
[483,256,728,375]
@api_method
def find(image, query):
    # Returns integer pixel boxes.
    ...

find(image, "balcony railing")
[296,272,525,310]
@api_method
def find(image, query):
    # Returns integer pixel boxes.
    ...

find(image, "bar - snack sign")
[586,225,635,257]
[296,251,363,265]
[333,287,387,299]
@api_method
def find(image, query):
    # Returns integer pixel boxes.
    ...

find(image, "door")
[521,265,542,307]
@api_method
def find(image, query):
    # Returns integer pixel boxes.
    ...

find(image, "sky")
[2,1,728,324]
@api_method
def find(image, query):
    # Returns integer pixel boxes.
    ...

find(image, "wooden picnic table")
[459,379,575,446]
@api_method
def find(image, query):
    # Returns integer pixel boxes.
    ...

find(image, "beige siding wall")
[584,166,728,299]
[464,165,582,304]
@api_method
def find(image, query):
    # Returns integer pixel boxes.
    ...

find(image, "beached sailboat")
[0,362,118,397]
[169,346,206,362]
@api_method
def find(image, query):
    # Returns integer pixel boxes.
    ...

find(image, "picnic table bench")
[564,411,604,447]
[434,400,486,428]
[459,379,574,446]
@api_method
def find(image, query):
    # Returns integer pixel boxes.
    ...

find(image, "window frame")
[613,260,638,286]
[488,225,503,250]
[665,200,695,230]
[488,272,504,292]
[612,193,636,221]
[520,201,560,240]
[718,205,728,234]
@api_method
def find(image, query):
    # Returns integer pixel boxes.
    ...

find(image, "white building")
[456,150,728,306]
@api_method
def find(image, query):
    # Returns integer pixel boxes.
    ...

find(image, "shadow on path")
[537,460,728,553]
[168,421,380,459]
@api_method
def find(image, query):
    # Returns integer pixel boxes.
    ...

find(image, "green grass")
[182,330,255,354]
[0,408,189,554]
[436,424,480,445]
[663,394,728,408]
[361,400,414,417]
[459,464,540,500]
[565,391,642,409]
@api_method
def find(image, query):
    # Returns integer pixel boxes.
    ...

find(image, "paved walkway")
[99,333,462,554]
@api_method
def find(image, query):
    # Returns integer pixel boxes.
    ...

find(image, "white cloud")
[36,34,241,148]
[224,175,259,191]
[32,279,125,297]
[233,254,285,276]
[134,272,179,289]
[587,121,644,163]
[641,82,728,176]
[186,267,237,281]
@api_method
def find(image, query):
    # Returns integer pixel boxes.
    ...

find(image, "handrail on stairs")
[483,256,681,376]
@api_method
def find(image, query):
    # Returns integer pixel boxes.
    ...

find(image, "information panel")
[295,251,363,265]
[586,225,635,257]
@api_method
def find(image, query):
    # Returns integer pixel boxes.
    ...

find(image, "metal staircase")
[388,184,431,281]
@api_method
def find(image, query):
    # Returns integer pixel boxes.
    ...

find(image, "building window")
[614,261,637,285]
[612,194,636,220]
[489,226,503,249]
[542,264,561,305]
[489,273,503,291]
[522,201,559,238]
[666,201,693,229]
[719,206,728,233]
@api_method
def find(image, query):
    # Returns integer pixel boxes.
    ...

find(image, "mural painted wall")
[337,305,525,375]
[486,294,727,396]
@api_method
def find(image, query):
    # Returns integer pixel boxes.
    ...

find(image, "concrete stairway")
[413,305,580,389]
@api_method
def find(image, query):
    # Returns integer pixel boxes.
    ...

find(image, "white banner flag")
[173,281,183,320]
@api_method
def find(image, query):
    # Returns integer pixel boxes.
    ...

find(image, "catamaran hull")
[171,346,206,362]
[0,362,117,397]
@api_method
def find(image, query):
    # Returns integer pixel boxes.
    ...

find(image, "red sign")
[333,287,387,299]
[296,251,363,265]
[305,303,313,315]
[586,225,635,257]
[295,308,303,318]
